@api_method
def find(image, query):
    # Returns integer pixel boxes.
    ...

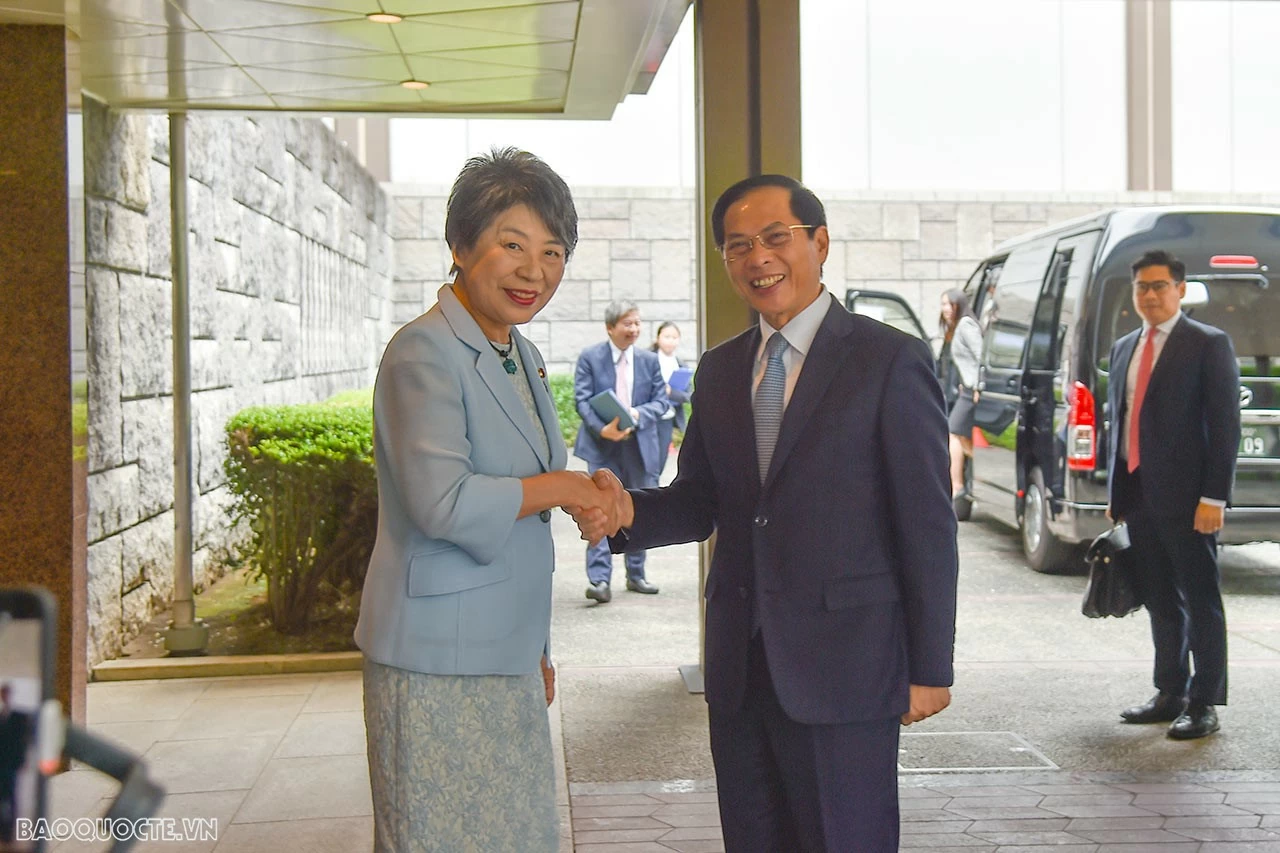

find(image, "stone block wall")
[84,103,393,664]
[388,187,700,372]
[389,186,1280,368]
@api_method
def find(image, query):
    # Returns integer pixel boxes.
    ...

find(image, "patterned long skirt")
[363,659,558,853]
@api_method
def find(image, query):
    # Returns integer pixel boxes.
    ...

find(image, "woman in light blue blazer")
[354,148,604,852]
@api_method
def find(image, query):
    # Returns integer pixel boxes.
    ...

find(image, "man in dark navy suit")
[1108,249,1241,740]
[573,301,670,603]
[576,176,958,852]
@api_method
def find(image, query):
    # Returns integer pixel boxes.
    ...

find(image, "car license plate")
[1239,425,1280,458]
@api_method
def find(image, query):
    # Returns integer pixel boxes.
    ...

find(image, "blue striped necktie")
[755,332,789,482]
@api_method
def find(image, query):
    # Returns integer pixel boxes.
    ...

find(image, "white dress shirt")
[657,350,680,421]
[752,290,830,410]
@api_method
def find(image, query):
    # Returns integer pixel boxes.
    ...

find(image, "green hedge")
[224,396,376,633]
[549,374,580,445]
[223,374,686,632]
[549,372,688,447]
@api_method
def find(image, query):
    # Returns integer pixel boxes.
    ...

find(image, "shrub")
[224,397,376,633]
[547,371,691,448]
[549,373,580,446]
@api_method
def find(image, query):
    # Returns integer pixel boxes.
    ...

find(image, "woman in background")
[939,289,983,499]
[650,321,689,465]
[355,148,607,852]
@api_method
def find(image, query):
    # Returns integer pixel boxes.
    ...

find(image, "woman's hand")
[561,471,621,546]
[540,655,555,706]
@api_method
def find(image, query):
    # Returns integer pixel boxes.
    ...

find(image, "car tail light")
[1066,381,1096,471]
[1210,254,1259,269]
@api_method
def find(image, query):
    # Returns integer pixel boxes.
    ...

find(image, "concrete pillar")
[695,0,802,350]
[1125,0,1173,191]
[685,0,803,692]
[0,25,87,721]
[333,117,391,183]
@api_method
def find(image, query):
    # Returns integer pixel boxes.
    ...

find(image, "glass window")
[982,241,1054,369]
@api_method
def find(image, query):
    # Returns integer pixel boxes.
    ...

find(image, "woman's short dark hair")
[445,147,578,276]
[1131,249,1185,281]
[710,174,826,248]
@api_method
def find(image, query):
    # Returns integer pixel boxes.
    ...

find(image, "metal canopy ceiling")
[0,0,691,116]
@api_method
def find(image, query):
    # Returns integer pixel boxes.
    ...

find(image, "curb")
[91,651,363,681]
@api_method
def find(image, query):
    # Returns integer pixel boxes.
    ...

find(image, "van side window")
[1053,231,1100,374]
[973,262,1004,333]
[1023,232,1101,371]
[982,242,1054,370]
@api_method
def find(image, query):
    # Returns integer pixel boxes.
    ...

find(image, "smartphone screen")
[0,592,50,853]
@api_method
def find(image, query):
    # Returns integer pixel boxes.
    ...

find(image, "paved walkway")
[46,673,1280,852]
[45,671,1280,850]
[45,478,1280,851]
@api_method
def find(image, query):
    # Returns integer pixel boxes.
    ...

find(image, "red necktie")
[1127,330,1157,473]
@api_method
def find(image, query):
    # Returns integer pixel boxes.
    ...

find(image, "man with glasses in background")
[576,175,959,852]
[573,301,670,603]
[1108,249,1241,740]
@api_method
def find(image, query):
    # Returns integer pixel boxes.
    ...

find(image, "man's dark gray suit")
[1107,313,1240,707]
[612,294,959,851]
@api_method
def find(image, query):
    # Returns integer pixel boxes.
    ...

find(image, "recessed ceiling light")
[400,79,430,90]
[366,12,404,24]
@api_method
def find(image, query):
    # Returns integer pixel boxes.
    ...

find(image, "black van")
[956,206,1280,572]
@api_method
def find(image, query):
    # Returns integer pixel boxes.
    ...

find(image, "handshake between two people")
[559,469,634,546]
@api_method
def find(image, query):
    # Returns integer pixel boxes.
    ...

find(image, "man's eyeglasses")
[719,225,813,262]
[1133,280,1176,295]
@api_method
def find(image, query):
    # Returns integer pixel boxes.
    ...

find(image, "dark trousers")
[708,634,900,853]
[1122,470,1228,705]
[586,440,657,585]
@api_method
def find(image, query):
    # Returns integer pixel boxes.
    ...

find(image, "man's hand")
[1194,502,1226,535]
[540,655,555,706]
[600,417,633,442]
[900,685,950,726]
[568,469,632,545]
[593,468,634,532]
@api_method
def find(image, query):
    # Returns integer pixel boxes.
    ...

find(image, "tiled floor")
[41,671,1280,852]
[568,776,1280,852]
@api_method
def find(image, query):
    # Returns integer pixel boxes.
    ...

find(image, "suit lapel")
[1144,315,1188,402]
[763,298,849,491]
[600,343,621,404]
[438,286,549,468]
[1111,331,1138,415]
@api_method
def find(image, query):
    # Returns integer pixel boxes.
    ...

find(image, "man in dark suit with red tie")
[1108,249,1241,740]
[577,175,958,852]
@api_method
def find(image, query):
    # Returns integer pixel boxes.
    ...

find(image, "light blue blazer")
[354,284,567,676]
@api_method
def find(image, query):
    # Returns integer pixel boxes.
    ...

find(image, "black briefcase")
[1082,523,1142,619]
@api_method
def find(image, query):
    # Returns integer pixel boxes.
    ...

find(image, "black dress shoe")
[1120,692,1187,724]
[1168,703,1219,740]
[626,577,660,594]
[585,581,611,603]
